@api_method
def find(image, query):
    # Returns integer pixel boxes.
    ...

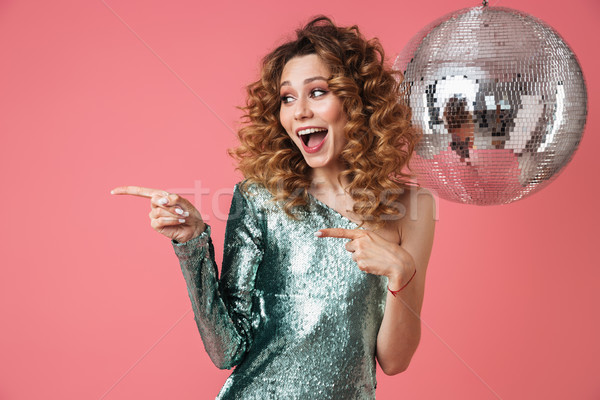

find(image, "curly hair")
[228,15,421,226]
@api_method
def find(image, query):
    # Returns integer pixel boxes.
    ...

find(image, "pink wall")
[1,0,598,399]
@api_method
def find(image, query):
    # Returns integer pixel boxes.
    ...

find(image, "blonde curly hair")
[229,16,421,226]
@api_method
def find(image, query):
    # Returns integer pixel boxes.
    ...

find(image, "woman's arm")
[316,187,436,375]
[375,188,436,375]
[172,184,264,369]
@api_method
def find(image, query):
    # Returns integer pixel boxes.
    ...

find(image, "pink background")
[1,0,599,399]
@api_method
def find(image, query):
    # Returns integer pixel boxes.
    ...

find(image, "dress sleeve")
[171,184,264,369]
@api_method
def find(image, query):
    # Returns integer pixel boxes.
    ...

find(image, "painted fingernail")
[175,208,184,215]
[314,231,323,237]
[178,219,186,223]
[183,211,189,217]
[158,197,168,205]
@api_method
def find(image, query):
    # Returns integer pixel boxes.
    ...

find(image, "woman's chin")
[297,143,342,171]
[303,154,336,170]
[303,160,322,169]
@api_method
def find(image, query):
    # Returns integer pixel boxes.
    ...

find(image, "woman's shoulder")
[401,185,436,212]
[235,179,269,196]
[396,185,437,242]
[234,180,275,208]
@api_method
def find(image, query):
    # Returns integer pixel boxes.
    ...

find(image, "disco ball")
[395,4,587,205]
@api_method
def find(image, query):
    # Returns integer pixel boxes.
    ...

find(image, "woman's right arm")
[172,185,264,369]
[110,184,264,369]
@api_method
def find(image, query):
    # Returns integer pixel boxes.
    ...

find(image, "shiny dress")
[172,182,388,399]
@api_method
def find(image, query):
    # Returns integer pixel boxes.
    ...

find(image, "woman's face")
[279,54,348,170]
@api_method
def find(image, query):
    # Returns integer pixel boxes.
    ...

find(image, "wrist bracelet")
[387,268,417,297]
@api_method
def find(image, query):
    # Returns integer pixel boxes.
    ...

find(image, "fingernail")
[178,219,185,223]
[183,211,189,217]
[314,231,323,237]
[175,208,184,215]
[158,197,168,205]
[110,190,114,195]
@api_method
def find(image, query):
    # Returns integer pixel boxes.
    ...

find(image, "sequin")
[172,182,387,399]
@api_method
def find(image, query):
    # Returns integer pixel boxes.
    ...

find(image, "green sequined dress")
[172,182,387,399]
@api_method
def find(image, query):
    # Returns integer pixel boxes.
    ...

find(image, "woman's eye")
[281,95,294,104]
[311,89,327,98]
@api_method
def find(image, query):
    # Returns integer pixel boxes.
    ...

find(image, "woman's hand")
[315,228,416,290]
[111,186,206,244]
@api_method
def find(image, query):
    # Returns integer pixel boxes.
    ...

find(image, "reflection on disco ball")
[395,5,587,205]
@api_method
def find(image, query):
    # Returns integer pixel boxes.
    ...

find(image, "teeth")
[298,128,327,136]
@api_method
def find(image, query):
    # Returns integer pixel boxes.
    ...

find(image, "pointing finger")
[150,193,187,212]
[315,228,366,240]
[110,186,170,198]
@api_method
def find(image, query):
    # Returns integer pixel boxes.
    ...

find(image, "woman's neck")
[308,163,350,197]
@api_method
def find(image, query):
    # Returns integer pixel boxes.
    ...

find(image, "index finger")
[315,228,366,240]
[110,186,170,198]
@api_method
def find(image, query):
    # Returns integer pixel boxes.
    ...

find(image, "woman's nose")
[294,97,313,120]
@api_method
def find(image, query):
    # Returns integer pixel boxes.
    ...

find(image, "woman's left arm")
[375,189,436,375]
[317,188,436,375]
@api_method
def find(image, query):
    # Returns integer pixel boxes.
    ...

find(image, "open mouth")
[298,128,328,148]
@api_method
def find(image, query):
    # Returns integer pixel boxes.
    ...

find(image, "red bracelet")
[387,268,417,297]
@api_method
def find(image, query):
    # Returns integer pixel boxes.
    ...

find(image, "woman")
[112,16,435,399]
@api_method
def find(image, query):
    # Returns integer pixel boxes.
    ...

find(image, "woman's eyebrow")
[280,76,329,87]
